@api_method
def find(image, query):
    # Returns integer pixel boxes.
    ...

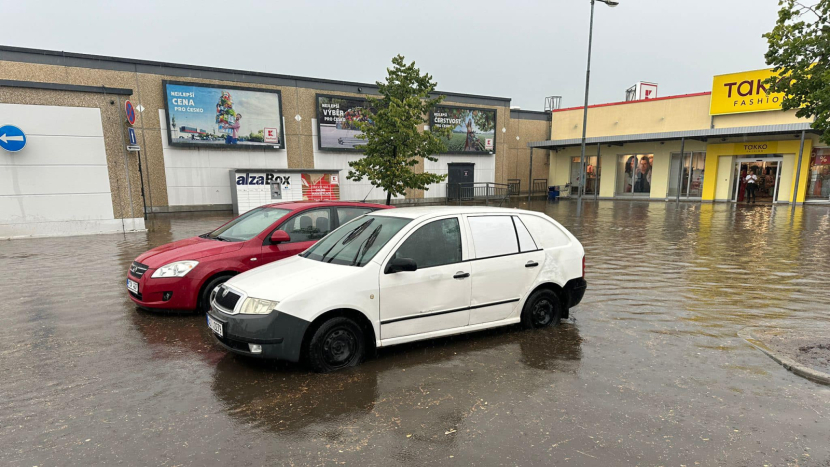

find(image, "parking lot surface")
[1,201,829,466]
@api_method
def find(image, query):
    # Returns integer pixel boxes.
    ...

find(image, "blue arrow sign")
[0,125,26,152]
[128,127,137,145]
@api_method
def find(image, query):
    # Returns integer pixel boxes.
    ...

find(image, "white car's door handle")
[453,272,470,279]
[525,261,539,268]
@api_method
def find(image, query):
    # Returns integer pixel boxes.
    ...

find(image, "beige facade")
[541,81,822,204]
[0,46,551,231]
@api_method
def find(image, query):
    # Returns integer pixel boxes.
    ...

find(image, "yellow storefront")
[532,68,826,204]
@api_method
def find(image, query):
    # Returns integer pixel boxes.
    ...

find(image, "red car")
[127,201,392,312]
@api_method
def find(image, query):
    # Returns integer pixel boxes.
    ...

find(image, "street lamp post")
[578,0,618,203]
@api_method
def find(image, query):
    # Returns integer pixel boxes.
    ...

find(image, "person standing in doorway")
[745,169,758,203]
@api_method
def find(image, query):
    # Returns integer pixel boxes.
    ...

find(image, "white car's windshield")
[205,207,291,242]
[302,215,411,266]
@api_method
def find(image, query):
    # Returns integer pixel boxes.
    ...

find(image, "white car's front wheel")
[306,317,366,373]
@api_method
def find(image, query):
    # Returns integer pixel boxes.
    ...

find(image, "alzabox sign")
[235,172,291,186]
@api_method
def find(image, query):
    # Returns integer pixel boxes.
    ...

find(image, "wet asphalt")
[1,200,829,466]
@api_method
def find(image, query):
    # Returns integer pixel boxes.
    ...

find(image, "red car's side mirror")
[269,230,291,244]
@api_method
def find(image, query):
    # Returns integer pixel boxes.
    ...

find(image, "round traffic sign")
[0,125,27,152]
[125,100,137,125]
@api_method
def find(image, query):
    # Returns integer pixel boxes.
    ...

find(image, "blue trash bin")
[548,186,559,201]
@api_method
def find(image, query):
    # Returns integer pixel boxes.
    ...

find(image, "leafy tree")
[349,55,451,205]
[764,0,830,143]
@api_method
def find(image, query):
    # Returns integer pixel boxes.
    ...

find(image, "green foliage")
[348,55,451,204]
[444,132,486,152]
[764,0,830,143]
[472,110,495,133]
[247,130,264,142]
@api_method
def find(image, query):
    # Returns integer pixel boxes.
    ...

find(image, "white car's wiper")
[318,219,374,263]
[350,225,382,266]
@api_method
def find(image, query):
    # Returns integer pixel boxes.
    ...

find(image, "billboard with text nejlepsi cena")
[163,81,284,150]
[430,106,496,154]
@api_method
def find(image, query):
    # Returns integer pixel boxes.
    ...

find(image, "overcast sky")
[0,0,781,110]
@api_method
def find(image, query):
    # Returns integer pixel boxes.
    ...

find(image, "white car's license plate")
[126,278,139,294]
[207,315,223,337]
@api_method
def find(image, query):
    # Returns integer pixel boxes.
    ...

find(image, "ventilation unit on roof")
[544,96,562,111]
[625,82,658,101]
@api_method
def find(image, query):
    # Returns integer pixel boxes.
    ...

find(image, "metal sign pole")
[595,143,600,200]
[578,0,597,205]
[136,150,148,220]
[527,147,533,204]
[791,130,806,207]
[675,137,685,203]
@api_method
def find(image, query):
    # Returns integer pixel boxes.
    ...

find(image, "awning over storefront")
[527,122,818,149]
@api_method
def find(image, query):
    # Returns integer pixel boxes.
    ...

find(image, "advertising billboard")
[163,81,284,149]
[710,68,785,115]
[430,106,496,154]
[316,94,373,151]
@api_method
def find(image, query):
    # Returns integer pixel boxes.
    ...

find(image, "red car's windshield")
[206,207,291,242]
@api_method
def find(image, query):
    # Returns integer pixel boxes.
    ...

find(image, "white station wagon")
[207,206,586,372]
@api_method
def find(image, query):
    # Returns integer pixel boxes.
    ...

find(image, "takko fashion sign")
[733,141,779,155]
[710,68,785,115]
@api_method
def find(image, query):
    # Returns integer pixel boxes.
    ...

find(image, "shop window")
[616,154,653,195]
[668,152,706,198]
[570,156,601,196]
[807,148,830,200]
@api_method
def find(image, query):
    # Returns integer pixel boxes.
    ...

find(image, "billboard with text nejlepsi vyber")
[316,95,374,151]
[163,81,284,150]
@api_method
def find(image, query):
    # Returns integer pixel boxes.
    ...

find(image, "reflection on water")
[1,201,829,466]
[212,324,582,434]
[527,200,830,337]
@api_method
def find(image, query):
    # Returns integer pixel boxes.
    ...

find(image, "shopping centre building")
[0,46,549,238]
[1,46,827,239]
[533,68,828,205]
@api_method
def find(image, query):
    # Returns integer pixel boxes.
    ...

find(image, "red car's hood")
[135,237,244,267]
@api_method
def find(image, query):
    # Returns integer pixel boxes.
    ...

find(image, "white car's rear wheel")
[521,289,563,329]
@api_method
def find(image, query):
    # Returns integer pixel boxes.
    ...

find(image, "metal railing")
[446,182,510,206]
[532,178,548,197]
[507,179,521,196]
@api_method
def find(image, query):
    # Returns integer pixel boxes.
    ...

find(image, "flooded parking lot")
[1,200,829,466]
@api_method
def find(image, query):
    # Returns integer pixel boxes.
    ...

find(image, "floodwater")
[1,200,829,466]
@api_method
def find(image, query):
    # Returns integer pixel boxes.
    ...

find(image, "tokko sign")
[710,68,785,115]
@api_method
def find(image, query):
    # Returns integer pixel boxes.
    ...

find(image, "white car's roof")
[370,205,543,220]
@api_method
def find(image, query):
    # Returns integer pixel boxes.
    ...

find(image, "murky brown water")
[1,201,829,466]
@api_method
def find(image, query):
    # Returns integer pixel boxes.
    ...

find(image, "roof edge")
[553,92,712,113]
[0,45,512,103]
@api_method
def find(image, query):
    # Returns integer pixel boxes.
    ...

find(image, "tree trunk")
[386,145,396,206]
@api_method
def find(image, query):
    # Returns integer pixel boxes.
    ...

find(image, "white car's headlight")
[151,260,199,278]
[238,298,279,315]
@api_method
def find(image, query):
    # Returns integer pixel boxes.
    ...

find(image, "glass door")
[732,157,783,203]
[570,156,601,196]
[668,152,706,198]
